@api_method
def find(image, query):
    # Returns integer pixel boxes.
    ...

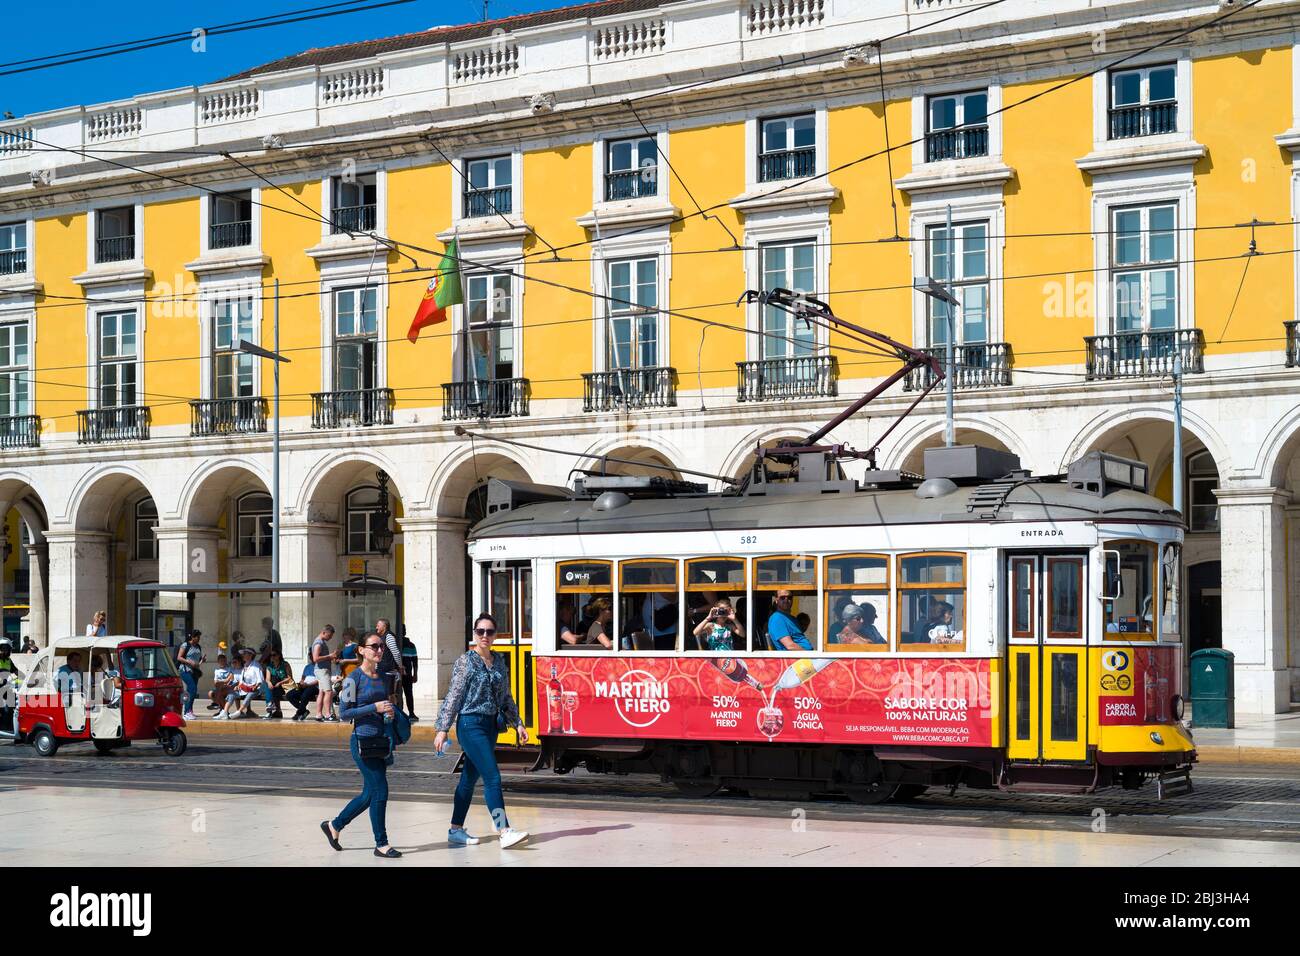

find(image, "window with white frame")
[346,486,383,554]
[758,114,815,182]
[925,222,990,346]
[1109,64,1177,140]
[0,222,26,275]
[1111,204,1177,334]
[464,156,512,218]
[97,310,138,407]
[95,207,134,264]
[236,492,273,558]
[1187,450,1220,533]
[926,90,989,162]
[760,241,816,359]
[606,136,657,201]
[134,498,157,560]
[210,192,253,249]
[333,287,378,392]
[0,321,30,417]
[213,297,256,400]
[331,174,376,233]
[463,273,514,382]
[606,257,659,369]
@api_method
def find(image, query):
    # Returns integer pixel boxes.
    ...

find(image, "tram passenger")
[767,591,813,651]
[582,598,614,649]
[927,602,959,643]
[642,592,679,650]
[831,604,885,645]
[557,596,579,645]
[689,591,721,630]
[691,598,745,651]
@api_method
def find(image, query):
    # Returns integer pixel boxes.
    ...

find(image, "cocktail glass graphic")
[562,690,580,735]
[758,706,784,741]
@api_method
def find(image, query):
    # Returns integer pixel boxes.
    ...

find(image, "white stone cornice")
[1212,486,1291,508]
[303,235,389,263]
[398,515,470,534]
[1275,129,1300,153]
[184,250,270,277]
[728,180,839,215]
[576,200,682,231]
[0,274,42,296]
[1074,140,1208,175]
[71,264,153,288]
[893,161,1016,196]
[436,217,531,245]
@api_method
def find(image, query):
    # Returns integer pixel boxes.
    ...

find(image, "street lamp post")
[238,291,291,634]
[915,275,960,448]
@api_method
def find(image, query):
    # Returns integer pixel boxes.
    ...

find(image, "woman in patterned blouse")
[434,612,531,849]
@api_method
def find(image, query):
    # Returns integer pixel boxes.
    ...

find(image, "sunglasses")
[776,595,793,601]
[474,628,497,636]
[363,643,384,651]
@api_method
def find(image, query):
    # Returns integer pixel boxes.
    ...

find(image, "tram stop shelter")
[125,580,403,662]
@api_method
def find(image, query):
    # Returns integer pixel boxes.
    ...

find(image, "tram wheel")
[672,778,722,798]
[161,730,187,757]
[31,728,58,757]
[843,782,899,805]
[890,784,928,803]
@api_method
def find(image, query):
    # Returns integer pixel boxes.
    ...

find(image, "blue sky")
[2,0,557,118]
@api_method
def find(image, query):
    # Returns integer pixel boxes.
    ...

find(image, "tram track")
[4,741,1300,842]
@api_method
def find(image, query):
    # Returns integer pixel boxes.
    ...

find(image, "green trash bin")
[1189,648,1234,729]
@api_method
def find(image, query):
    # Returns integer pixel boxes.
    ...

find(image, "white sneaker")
[183,712,195,721]
[447,828,480,846]
[213,711,228,721]
[498,828,529,849]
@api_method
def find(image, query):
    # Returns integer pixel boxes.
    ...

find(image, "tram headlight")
[1149,731,1164,746]
[1171,694,1185,721]
[134,693,155,708]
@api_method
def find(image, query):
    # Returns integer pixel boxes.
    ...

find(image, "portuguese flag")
[406,238,464,343]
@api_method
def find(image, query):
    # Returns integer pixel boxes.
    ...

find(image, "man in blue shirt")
[767,591,812,651]
[56,651,85,704]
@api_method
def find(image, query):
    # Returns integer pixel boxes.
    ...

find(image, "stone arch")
[430,446,533,520]
[178,459,272,528]
[884,418,1026,476]
[719,429,809,485]
[66,465,159,532]
[580,443,681,481]
[1255,404,1300,487]
[295,451,410,524]
[1056,405,1231,478]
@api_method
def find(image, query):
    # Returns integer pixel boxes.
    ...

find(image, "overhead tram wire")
[0,0,418,78]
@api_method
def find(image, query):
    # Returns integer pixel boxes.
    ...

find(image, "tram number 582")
[740,535,758,545]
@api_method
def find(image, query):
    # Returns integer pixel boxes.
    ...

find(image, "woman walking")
[321,633,402,858]
[175,630,205,720]
[433,613,530,849]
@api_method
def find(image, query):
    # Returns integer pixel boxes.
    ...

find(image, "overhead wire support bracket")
[737,288,944,470]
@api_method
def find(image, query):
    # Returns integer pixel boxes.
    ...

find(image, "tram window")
[488,568,514,643]
[897,553,966,651]
[1159,543,1180,642]
[1046,559,1083,640]
[619,559,679,651]
[557,560,613,651]
[1103,541,1155,640]
[824,555,889,652]
[686,558,746,652]
[753,556,817,652]
[1010,558,1035,639]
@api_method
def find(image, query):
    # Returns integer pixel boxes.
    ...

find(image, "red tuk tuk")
[14,635,188,756]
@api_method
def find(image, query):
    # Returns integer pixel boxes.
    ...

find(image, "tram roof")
[466,479,1181,540]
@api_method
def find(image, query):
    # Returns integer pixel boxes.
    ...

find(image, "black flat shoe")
[320,821,342,852]
[374,846,402,859]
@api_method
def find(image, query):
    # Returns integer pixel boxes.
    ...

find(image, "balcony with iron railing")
[209,220,252,249]
[925,125,989,162]
[311,388,394,428]
[331,204,377,234]
[903,342,1012,391]
[463,186,513,219]
[1108,101,1177,140]
[77,405,150,444]
[0,414,40,449]
[736,355,837,402]
[758,146,815,182]
[0,248,27,275]
[1084,328,1204,380]
[583,367,676,412]
[1287,320,1299,368]
[442,377,530,420]
[94,235,134,264]
[190,396,268,437]
[604,168,658,201]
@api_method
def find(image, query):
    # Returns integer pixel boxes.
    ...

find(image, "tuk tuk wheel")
[93,740,118,756]
[31,728,58,757]
[160,729,187,757]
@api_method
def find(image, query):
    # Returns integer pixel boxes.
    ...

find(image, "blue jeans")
[333,734,389,846]
[263,682,284,710]
[452,713,508,830]
[179,670,198,713]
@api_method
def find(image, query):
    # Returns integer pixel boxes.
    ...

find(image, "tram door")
[1006,554,1089,762]
[486,562,537,744]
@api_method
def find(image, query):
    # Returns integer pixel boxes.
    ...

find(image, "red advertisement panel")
[537,655,996,747]
[1098,645,1182,726]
